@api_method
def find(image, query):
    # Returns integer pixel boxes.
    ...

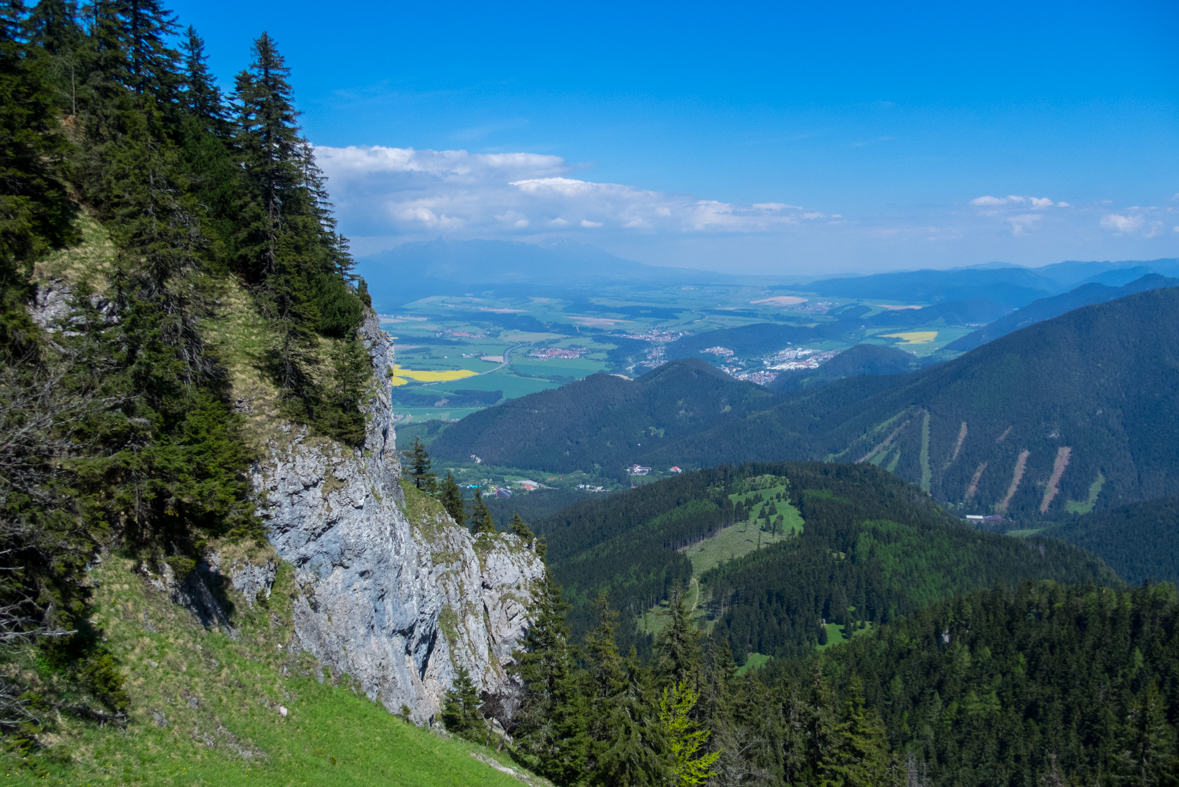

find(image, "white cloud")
[970,194,1057,209]
[1101,214,1146,233]
[1006,214,1042,235]
[314,144,833,239]
[496,210,530,229]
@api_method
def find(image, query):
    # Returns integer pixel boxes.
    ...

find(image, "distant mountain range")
[355,237,1179,312]
[433,287,1179,515]
[355,238,729,308]
[795,258,1179,308]
[945,273,1178,353]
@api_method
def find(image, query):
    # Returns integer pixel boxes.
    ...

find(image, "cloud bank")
[314,145,832,240]
[314,144,1177,271]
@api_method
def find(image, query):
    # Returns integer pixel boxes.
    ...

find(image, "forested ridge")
[429,357,774,481]
[534,462,1114,660]
[1037,496,1179,586]
[0,0,369,749]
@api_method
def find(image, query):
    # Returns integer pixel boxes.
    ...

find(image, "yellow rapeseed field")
[881,331,938,345]
[390,364,479,386]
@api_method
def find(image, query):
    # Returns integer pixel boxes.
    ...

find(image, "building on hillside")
[630,465,651,476]
[494,487,512,499]
[669,466,683,474]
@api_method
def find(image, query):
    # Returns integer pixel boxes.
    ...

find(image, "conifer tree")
[121,0,179,99]
[1112,681,1179,786]
[469,489,494,535]
[512,570,589,785]
[441,665,485,741]
[232,31,302,286]
[583,594,665,786]
[439,472,466,527]
[24,0,82,115]
[404,437,436,492]
[818,674,899,786]
[1,0,77,278]
[179,25,228,136]
[659,681,721,786]
[509,511,535,543]
[655,580,702,691]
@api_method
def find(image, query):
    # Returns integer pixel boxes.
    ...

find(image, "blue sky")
[172,0,1178,275]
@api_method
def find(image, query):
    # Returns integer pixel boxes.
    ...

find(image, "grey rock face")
[244,312,544,723]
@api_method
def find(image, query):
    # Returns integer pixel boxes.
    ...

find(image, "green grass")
[1006,527,1048,538]
[638,580,706,638]
[816,621,874,651]
[736,653,771,676]
[919,411,932,493]
[2,553,543,787]
[683,520,792,576]
[1066,472,1106,515]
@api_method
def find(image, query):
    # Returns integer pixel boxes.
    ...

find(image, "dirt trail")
[965,462,987,501]
[1039,446,1073,514]
[996,426,1012,444]
[998,450,1031,512]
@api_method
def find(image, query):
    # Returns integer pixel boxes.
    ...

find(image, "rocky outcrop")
[242,312,544,723]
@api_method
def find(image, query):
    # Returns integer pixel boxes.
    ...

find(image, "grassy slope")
[3,551,540,786]
[683,483,802,576]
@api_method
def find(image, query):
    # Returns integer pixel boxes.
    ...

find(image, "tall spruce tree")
[655,580,702,692]
[439,472,466,527]
[818,675,900,786]
[469,489,494,535]
[512,570,589,785]
[441,665,485,742]
[178,26,228,136]
[583,594,665,786]
[1,0,77,281]
[509,511,535,543]
[24,0,82,115]
[405,437,436,492]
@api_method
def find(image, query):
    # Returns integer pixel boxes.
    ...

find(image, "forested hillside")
[1041,496,1179,585]
[0,0,373,766]
[812,581,1179,786]
[647,288,1179,515]
[534,462,1113,659]
[945,273,1178,353]
[433,288,1179,517]
[429,358,773,479]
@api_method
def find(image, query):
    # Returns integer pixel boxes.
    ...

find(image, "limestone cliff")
[238,313,544,723]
